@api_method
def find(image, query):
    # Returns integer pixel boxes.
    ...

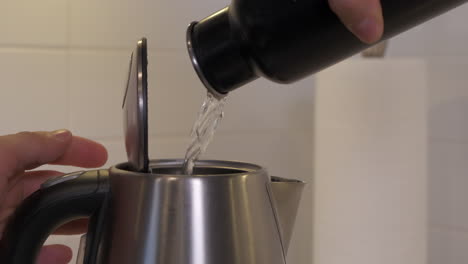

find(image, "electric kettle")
[0,39,305,264]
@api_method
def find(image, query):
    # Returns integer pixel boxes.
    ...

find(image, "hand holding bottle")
[328,0,384,43]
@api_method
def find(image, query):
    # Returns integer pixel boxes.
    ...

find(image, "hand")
[329,0,384,44]
[0,130,108,264]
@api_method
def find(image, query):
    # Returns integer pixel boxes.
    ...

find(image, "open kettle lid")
[122,38,149,172]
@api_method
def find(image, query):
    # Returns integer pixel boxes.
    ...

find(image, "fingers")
[329,0,384,44]
[0,130,108,181]
[51,135,108,168]
[0,130,73,179]
[37,244,73,264]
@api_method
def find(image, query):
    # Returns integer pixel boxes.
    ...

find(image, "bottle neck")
[186,7,258,97]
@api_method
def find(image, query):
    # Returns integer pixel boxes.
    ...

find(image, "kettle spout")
[270,177,305,254]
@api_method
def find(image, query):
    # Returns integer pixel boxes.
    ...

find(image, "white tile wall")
[426,58,468,264]
[429,141,468,229]
[0,0,68,46]
[314,60,428,264]
[427,59,468,143]
[69,50,129,139]
[220,79,315,133]
[0,50,68,134]
[387,4,468,57]
[384,4,468,263]
[429,227,468,264]
[146,52,207,136]
[70,0,228,50]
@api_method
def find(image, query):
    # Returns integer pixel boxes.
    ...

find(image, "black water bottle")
[186,0,467,97]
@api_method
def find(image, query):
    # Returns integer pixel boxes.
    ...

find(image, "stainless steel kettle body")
[102,159,305,264]
[0,159,305,264]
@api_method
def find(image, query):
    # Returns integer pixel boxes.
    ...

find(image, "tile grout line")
[430,137,468,144]
[66,0,72,130]
[0,44,185,54]
[430,224,468,234]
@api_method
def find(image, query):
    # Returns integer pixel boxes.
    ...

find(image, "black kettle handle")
[0,169,109,263]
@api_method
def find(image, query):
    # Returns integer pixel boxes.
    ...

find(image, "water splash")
[182,92,227,175]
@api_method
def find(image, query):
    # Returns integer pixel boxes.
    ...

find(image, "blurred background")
[0,0,466,263]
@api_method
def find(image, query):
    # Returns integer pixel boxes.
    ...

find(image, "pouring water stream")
[182,92,227,175]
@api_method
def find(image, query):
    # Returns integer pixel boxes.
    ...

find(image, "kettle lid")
[122,38,149,172]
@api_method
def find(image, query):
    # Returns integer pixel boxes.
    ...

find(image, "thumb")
[37,244,73,264]
[329,0,384,44]
[0,130,73,179]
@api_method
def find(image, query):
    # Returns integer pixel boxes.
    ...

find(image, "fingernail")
[52,129,71,142]
[353,17,381,44]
